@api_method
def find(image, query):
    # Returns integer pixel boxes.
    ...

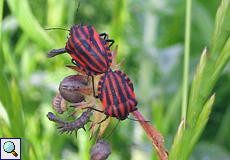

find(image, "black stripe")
[66,35,76,53]
[89,37,107,68]
[126,77,134,91]
[66,41,87,71]
[111,105,116,117]
[82,26,107,69]
[99,75,107,101]
[119,102,128,120]
[74,26,88,42]
[70,35,103,73]
[123,78,133,100]
[114,72,129,103]
[105,81,112,105]
[89,37,101,55]
[81,41,107,69]
[72,26,108,72]
[111,73,128,119]
[67,38,86,68]
[128,101,132,112]
[132,97,138,106]
[87,26,94,37]
[128,97,138,111]
[108,74,119,104]
[97,81,102,98]
[104,77,111,117]
[120,70,134,91]
[75,31,107,71]
[79,26,90,39]
[104,73,118,117]
[104,104,110,116]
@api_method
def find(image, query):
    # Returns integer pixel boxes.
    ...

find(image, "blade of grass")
[0,0,3,69]
[110,0,128,59]
[188,94,215,155]
[170,0,230,159]
[5,78,27,159]
[169,118,184,159]
[182,0,192,127]
[7,0,55,50]
[0,0,11,120]
[210,0,230,60]
[2,35,20,79]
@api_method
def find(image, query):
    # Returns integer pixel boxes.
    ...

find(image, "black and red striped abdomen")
[97,70,138,120]
[65,25,112,75]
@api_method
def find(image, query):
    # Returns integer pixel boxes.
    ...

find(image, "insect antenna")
[75,1,81,25]
[87,107,103,113]
[127,117,150,122]
[106,120,120,140]
[45,28,69,32]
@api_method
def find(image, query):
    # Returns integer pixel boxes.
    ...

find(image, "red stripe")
[109,73,121,117]
[78,29,108,73]
[67,26,111,74]
[81,27,109,69]
[114,73,131,117]
[72,32,100,72]
[69,27,103,73]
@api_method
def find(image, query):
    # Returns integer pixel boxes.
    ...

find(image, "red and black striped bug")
[47,1,114,76]
[97,70,138,120]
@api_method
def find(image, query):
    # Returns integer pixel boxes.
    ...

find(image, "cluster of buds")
[46,46,121,159]
[47,45,122,139]
[47,70,112,159]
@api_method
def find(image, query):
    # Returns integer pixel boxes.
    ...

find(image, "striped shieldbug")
[97,70,138,120]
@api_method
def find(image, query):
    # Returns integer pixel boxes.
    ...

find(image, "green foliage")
[170,0,230,159]
[1,0,230,159]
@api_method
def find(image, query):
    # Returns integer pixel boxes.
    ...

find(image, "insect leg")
[47,48,66,58]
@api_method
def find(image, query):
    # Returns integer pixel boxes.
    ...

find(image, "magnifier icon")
[3,141,18,157]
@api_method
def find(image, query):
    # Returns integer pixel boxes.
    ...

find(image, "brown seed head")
[89,139,111,160]
[59,74,93,103]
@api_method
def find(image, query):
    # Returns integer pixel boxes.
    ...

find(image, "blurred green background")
[1,0,230,159]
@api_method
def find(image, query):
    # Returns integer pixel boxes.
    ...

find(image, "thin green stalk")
[170,0,230,159]
[0,0,4,139]
[182,0,192,126]
[0,0,3,68]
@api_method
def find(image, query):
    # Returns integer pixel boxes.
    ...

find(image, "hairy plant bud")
[52,92,67,114]
[59,74,93,103]
[89,139,111,160]
[46,109,92,139]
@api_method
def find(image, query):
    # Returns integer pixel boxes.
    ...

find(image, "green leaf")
[7,0,55,50]
[9,78,28,159]
[169,0,230,159]
[169,118,185,159]
[0,0,3,69]
[210,0,230,60]
[187,47,207,118]
[188,94,215,156]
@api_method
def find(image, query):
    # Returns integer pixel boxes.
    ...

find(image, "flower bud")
[89,139,111,160]
[52,92,67,114]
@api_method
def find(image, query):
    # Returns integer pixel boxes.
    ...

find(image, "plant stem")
[182,0,192,126]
